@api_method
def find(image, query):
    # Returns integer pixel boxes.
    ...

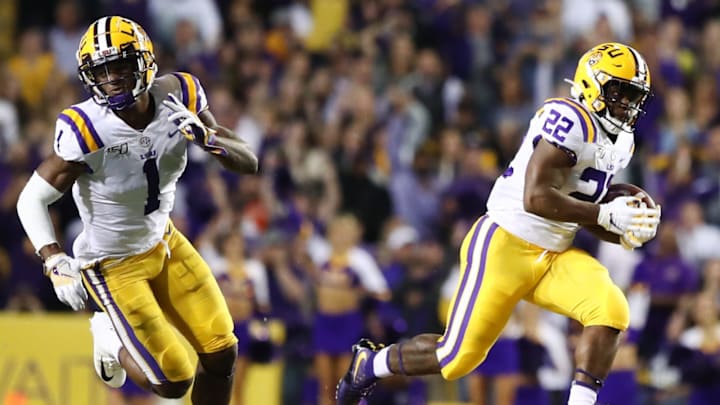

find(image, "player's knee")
[585,284,630,331]
[198,345,238,378]
[152,378,193,399]
[201,312,237,353]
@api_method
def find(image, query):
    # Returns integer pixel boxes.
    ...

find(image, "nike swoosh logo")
[352,350,369,381]
[100,362,114,382]
[609,213,620,230]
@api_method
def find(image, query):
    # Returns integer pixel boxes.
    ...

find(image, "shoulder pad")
[169,72,208,114]
[541,98,598,144]
[56,105,105,154]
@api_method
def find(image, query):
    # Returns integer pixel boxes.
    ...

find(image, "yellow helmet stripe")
[58,107,105,153]
[172,72,200,113]
[546,97,597,144]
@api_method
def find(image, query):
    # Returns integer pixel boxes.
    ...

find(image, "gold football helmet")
[569,42,651,134]
[76,16,157,110]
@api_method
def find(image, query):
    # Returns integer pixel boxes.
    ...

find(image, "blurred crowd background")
[1,0,720,405]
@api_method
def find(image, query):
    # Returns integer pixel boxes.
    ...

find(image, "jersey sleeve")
[533,98,599,165]
[171,72,209,114]
[54,106,105,163]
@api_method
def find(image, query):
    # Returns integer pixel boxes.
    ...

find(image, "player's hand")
[597,196,654,235]
[44,253,88,311]
[627,204,661,245]
[620,231,642,250]
[163,93,227,156]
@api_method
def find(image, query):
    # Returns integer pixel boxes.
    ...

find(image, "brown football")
[601,183,656,208]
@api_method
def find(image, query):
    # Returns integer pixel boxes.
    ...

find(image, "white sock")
[372,346,393,378]
[567,382,598,405]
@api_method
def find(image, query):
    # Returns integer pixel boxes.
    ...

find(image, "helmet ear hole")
[582,80,590,89]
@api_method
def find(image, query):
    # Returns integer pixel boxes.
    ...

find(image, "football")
[601,183,656,208]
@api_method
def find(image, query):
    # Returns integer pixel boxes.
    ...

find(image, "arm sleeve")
[534,98,598,165]
[16,172,64,253]
[171,72,210,114]
[348,248,389,294]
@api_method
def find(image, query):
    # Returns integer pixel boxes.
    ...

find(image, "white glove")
[597,196,653,235]
[627,204,661,244]
[163,94,227,156]
[620,232,642,250]
[44,253,88,311]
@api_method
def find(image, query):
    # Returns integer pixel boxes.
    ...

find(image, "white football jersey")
[53,72,208,262]
[487,97,635,252]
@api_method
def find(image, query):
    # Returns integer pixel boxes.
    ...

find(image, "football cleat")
[335,339,385,405]
[90,311,127,388]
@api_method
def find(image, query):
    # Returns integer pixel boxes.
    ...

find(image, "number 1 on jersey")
[143,158,160,215]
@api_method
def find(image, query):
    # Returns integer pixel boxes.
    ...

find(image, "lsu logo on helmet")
[77,16,158,110]
[569,42,651,135]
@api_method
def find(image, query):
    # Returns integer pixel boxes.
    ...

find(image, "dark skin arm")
[525,139,621,244]
[583,224,621,244]
[197,110,259,174]
[523,138,600,225]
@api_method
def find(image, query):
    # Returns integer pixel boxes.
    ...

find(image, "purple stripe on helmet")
[440,222,499,368]
[70,106,104,148]
[437,216,487,352]
[172,73,189,107]
[58,113,90,154]
[88,269,167,383]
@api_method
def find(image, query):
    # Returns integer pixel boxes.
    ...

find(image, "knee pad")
[200,312,238,353]
[152,378,193,399]
[198,345,238,378]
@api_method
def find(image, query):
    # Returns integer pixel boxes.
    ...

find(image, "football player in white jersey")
[336,43,661,405]
[16,17,257,404]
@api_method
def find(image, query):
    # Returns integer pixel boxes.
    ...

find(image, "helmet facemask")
[78,48,156,111]
[597,79,651,134]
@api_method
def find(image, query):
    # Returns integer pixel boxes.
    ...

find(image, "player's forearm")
[583,225,621,244]
[524,187,600,225]
[211,126,259,174]
[16,172,64,257]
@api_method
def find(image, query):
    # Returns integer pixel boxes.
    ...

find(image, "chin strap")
[107,92,137,110]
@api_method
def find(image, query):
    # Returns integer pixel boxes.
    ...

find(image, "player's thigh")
[83,252,194,384]
[436,216,541,380]
[526,248,629,330]
[153,227,237,354]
